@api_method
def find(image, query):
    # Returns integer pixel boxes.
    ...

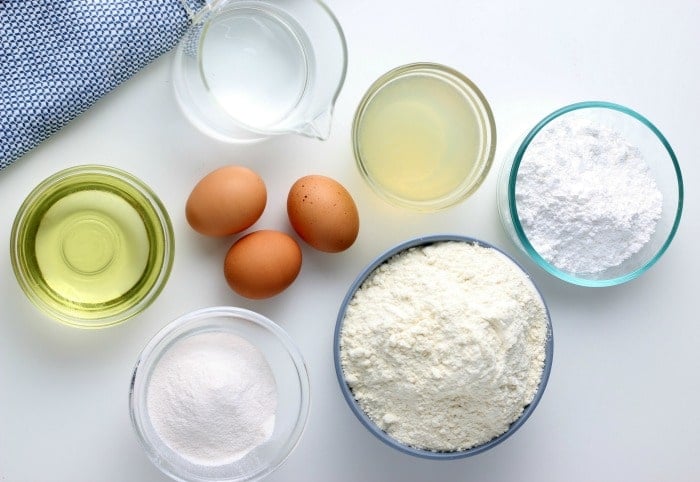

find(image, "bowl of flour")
[334,235,553,459]
[129,307,310,481]
[497,101,683,286]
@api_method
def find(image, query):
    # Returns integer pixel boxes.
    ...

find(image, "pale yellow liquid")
[34,189,150,305]
[356,74,482,204]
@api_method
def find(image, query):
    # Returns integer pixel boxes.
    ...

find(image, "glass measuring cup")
[174,0,347,143]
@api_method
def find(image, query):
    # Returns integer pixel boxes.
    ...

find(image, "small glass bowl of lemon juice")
[353,63,496,211]
[10,165,174,328]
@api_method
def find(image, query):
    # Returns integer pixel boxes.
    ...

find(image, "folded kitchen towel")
[0,0,205,170]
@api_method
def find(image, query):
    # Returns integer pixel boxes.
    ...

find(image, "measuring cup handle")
[179,0,216,20]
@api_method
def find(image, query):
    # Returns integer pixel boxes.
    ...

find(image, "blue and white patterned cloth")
[0,0,204,170]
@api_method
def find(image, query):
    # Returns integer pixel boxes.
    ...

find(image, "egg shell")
[224,230,302,299]
[287,175,360,253]
[186,166,267,237]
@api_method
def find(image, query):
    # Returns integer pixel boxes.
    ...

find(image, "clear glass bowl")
[10,165,174,328]
[497,101,684,287]
[352,63,496,211]
[333,234,553,459]
[129,306,310,482]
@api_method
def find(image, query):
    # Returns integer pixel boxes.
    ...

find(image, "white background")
[1,1,699,481]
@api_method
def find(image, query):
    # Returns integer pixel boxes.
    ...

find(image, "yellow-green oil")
[34,189,149,305]
[354,65,494,209]
[11,166,174,327]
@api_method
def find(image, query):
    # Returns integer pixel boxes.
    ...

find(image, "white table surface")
[1,1,699,481]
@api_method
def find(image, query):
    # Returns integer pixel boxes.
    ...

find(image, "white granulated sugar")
[515,115,663,274]
[147,331,277,466]
[340,241,548,452]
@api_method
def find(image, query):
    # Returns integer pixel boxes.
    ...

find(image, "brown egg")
[287,175,360,253]
[186,166,266,236]
[224,230,302,299]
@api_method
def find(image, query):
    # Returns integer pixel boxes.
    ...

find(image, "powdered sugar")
[515,115,663,274]
[340,241,548,452]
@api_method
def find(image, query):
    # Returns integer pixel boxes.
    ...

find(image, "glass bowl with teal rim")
[333,234,553,459]
[10,165,174,328]
[497,101,683,287]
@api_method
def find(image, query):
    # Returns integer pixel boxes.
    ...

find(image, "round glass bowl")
[334,234,553,459]
[352,63,496,211]
[10,165,174,328]
[497,101,684,287]
[130,306,310,482]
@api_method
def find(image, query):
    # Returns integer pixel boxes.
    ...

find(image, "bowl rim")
[129,306,311,482]
[9,164,174,328]
[333,234,554,459]
[352,62,497,211]
[507,101,684,287]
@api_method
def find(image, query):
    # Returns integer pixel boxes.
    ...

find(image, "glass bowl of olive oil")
[10,165,174,328]
[353,63,496,211]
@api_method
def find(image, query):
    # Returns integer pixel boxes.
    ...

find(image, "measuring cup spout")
[299,108,334,141]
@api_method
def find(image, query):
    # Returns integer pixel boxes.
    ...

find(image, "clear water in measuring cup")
[201,6,314,131]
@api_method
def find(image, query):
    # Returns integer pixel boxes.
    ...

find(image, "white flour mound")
[340,241,548,452]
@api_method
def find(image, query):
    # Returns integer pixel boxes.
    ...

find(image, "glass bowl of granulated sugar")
[334,234,553,459]
[497,101,684,287]
[129,306,310,482]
